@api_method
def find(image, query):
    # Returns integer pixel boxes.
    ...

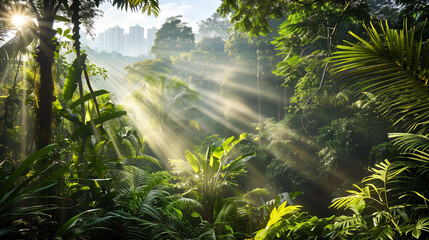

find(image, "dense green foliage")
[1,0,429,239]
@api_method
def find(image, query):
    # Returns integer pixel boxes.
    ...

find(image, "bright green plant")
[254,201,303,240]
[60,165,210,240]
[330,159,429,239]
[325,18,429,240]
[170,133,255,222]
[0,144,66,238]
[252,157,429,240]
[215,187,270,237]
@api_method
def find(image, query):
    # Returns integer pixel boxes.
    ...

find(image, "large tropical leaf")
[254,201,302,240]
[0,27,35,71]
[330,20,429,133]
[63,54,87,101]
[0,144,59,237]
[69,89,109,109]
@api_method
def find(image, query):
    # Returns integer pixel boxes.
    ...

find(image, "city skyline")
[88,25,158,57]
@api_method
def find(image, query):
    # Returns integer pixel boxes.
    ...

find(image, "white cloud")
[93,0,220,35]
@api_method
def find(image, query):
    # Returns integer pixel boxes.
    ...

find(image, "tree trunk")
[35,3,56,149]
[256,48,261,124]
[277,77,281,121]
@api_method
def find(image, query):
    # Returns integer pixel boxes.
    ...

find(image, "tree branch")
[294,0,318,6]
[300,1,353,132]
[28,0,42,20]
[54,0,67,15]
[331,0,352,38]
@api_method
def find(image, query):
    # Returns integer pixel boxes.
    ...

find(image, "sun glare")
[12,15,26,29]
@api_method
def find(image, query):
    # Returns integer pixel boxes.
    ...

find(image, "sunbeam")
[12,15,26,29]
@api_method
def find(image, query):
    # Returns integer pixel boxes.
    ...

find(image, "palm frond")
[165,195,202,211]
[328,215,366,238]
[0,27,35,71]
[389,132,429,153]
[369,226,397,240]
[364,160,408,184]
[110,0,160,16]
[330,20,429,133]
[404,216,429,239]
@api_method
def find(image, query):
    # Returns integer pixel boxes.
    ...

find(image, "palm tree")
[328,20,429,239]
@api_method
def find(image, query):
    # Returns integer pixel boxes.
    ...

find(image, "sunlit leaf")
[185,150,200,173]
[69,90,109,109]
[63,54,86,100]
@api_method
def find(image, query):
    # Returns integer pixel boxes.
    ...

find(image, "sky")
[93,0,222,34]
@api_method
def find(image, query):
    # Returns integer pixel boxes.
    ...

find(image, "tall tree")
[151,16,195,61]
[197,12,231,40]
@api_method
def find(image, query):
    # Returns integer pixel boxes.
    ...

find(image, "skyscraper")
[101,26,125,54]
[104,27,114,53]
[113,25,125,54]
[129,25,145,57]
[95,32,105,52]
[146,27,157,55]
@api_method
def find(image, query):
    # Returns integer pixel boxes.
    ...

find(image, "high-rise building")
[79,30,88,47]
[113,25,125,54]
[146,27,157,55]
[125,27,133,56]
[102,26,125,54]
[105,27,114,53]
[95,32,105,52]
[129,25,145,57]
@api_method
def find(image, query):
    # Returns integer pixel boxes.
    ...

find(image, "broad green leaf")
[93,110,127,125]
[238,133,247,141]
[92,140,110,155]
[54,209,99,237]
[191,211,200,218]
[189,119,200,131]
[266,201,302,228]
[0,144,56,198]
[63,54,86,100]
[225,152,255,172]
[54,16,69,22]
[289,191,303,200]
[71,110,127,140]
[221,136,235,150]
[69,90,109,109]
[185,150,200,173]
[224,224,233,233]
[58,109,81,125]
[172,207,183,219]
